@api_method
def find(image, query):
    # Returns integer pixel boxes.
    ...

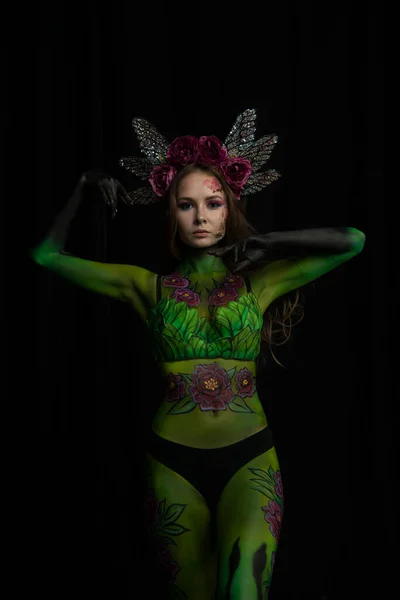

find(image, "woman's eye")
[178,202,192,211]
[209,202,223,209]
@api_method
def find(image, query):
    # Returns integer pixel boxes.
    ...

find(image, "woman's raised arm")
[32,172,157,320]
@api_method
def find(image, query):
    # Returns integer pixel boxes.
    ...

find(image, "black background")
[5,2,390,598]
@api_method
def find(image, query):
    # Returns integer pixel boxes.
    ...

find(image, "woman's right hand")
[80,171,131,217]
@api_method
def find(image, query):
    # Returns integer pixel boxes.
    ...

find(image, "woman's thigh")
[216,446,283,599]
[145,452,217,600]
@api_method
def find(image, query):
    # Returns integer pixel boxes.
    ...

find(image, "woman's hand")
[80,171,131,217]
[208,235,272,272]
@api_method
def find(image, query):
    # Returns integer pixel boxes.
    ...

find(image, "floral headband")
[119,108,280,205]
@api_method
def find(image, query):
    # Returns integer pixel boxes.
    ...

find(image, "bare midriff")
[152,358,268,449]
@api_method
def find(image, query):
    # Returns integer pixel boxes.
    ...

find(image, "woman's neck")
[178,246,227,275]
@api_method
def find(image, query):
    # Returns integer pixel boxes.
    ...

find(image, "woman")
[32,110,365,599]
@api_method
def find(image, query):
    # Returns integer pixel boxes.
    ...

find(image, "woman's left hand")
[208,235,272,272]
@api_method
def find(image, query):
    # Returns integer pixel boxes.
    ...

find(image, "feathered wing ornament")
[118,108,281,204]
[223,108,281,195]
[119,117,171,205]
[223,108,258,156]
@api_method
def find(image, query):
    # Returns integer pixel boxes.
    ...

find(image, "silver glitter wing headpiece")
[119,108,280,205]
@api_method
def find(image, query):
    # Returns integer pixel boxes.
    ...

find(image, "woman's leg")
[216,446,283,599]
[145,452,217,600]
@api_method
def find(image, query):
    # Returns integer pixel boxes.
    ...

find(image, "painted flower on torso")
[162,274,189,288]
[164,373,186,401]
[172,288,201,306]
[209,287,238,306]
[235,368,255,398]
[222,275,244,289]
[189,363,235,411]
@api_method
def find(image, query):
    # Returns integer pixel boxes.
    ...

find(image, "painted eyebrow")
[177,195,224,202]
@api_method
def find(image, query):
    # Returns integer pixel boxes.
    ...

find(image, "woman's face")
[175,171,229,249]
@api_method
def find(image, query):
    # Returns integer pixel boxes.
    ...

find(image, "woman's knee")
[216,536,277,599]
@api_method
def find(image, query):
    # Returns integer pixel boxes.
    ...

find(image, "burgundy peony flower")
[273,471,284,499]
[219,157,252,197]
[172,288,201,307]
[162,274,189,288]
[235,368,255,398]
[262,500,283,540]
[198,135,228,165]
[164,373,186,402]
[149,164,177,197]
[166,135,199,166]
[153,537,180,585]
[209,287,238,306]
[189,363,234,411]
[223,275,244,289]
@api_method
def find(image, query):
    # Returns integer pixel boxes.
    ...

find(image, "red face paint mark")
[204,178,223,194]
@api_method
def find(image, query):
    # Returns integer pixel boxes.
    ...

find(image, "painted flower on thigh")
[189,363,234,411]
[154,537,180,585]
[262,500,283,540]
[273,471,283,499]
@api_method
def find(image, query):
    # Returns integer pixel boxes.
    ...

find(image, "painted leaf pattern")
[147,284,263,361]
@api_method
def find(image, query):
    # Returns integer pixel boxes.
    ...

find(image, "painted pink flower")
[198,135,228,165]
[166,135,199,166]
[154,537,180,585]
[149,164,177,197]
[172,288,201,307]
[262,500,283,540]
[273,471,284,499]
[219,157,252,197]
[162,274,189,288]
[209,287,238,306]
[235,368,255,398]
[164,373,186,402]
[189,363,234,411]
[223,275,244,289]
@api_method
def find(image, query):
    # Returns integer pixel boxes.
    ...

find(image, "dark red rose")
[164,373,186,401]
[198,135,228,165]
[235,368,255,398]
[162,274,189,288]
[223,275,244,289]
[219,157,252,197]
[209,287,238,306]
[149,164,177,197]
[172,288,201,307]
[166,135,199,166]
[189,363,234,411]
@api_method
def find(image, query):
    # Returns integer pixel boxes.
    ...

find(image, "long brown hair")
[164,163,304,366]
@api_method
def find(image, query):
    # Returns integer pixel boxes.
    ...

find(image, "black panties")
[147,427,274,514]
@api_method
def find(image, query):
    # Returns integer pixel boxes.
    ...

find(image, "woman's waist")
[158,358,258,406]
[153,359,267,448]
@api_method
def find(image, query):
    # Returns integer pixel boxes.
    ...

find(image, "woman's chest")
[147,271,263,361]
